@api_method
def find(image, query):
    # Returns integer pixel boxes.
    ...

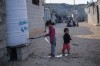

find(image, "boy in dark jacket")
[62,28,71,55]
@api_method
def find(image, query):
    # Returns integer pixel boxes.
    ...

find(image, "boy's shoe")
[67,52,71,55]
[62,53,65,56]
[62,52,65,56]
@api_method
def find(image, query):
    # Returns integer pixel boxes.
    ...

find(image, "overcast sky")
[45,0,97,4]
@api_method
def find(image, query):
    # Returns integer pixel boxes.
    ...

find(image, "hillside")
[45,3,87,21]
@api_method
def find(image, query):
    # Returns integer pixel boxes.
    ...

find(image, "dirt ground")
[6,22,100,66]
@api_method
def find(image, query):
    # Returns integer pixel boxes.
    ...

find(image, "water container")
[6,0,29,47]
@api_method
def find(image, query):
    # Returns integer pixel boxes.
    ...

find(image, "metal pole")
[73,0,75,10]
[50,0,52,20]
[73,0,75,5]
[91,0,93,2]
[44,6,46,32]
[44,1,47,32]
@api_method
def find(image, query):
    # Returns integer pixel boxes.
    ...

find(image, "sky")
[45,0,97,4]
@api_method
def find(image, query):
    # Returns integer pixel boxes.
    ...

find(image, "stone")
[0,16,2,22]
[0,40,6,49]
[17,46,28,54]
[17,51,28,60]
[0,0,7,63]
[16,45,30,60]
[0,25,5,41]
[0,48,7,58]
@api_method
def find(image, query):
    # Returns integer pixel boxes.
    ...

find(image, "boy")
[62,28,71,55]
[45,20,56,57]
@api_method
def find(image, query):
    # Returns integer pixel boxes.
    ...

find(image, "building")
[44,6,57,24]
[85,0,100,26]
[51,13,57,23]
[0,0,45,63]
[27,0,45,37]
[44,7,51,22]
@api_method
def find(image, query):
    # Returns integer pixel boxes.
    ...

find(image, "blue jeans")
[51,37,56,56]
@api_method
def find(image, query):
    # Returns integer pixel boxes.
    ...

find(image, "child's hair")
[64,28,69,33]
[45,20,54,26]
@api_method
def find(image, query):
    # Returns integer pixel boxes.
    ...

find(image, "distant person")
[77,22,79,27]
[62,28,71,55]
[73,20,76,27]
[45,20,56,57]
[67,19,71,27]
[70,19,73,27]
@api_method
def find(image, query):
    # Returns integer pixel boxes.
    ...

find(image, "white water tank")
[6,0,29,47]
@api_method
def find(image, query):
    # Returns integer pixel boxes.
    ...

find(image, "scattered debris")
[73,44,79,46]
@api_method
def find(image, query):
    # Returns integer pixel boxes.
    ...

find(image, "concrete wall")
[87,5,98,26]
[86,0,100,26]
[26,0,45,38]
[0,0,7,65]
[97,0,100,4]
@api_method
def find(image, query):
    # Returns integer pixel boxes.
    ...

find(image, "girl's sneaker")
[49,54,55,57]
[51,55,55,58]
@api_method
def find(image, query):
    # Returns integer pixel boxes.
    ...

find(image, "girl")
[45,20,56,57]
